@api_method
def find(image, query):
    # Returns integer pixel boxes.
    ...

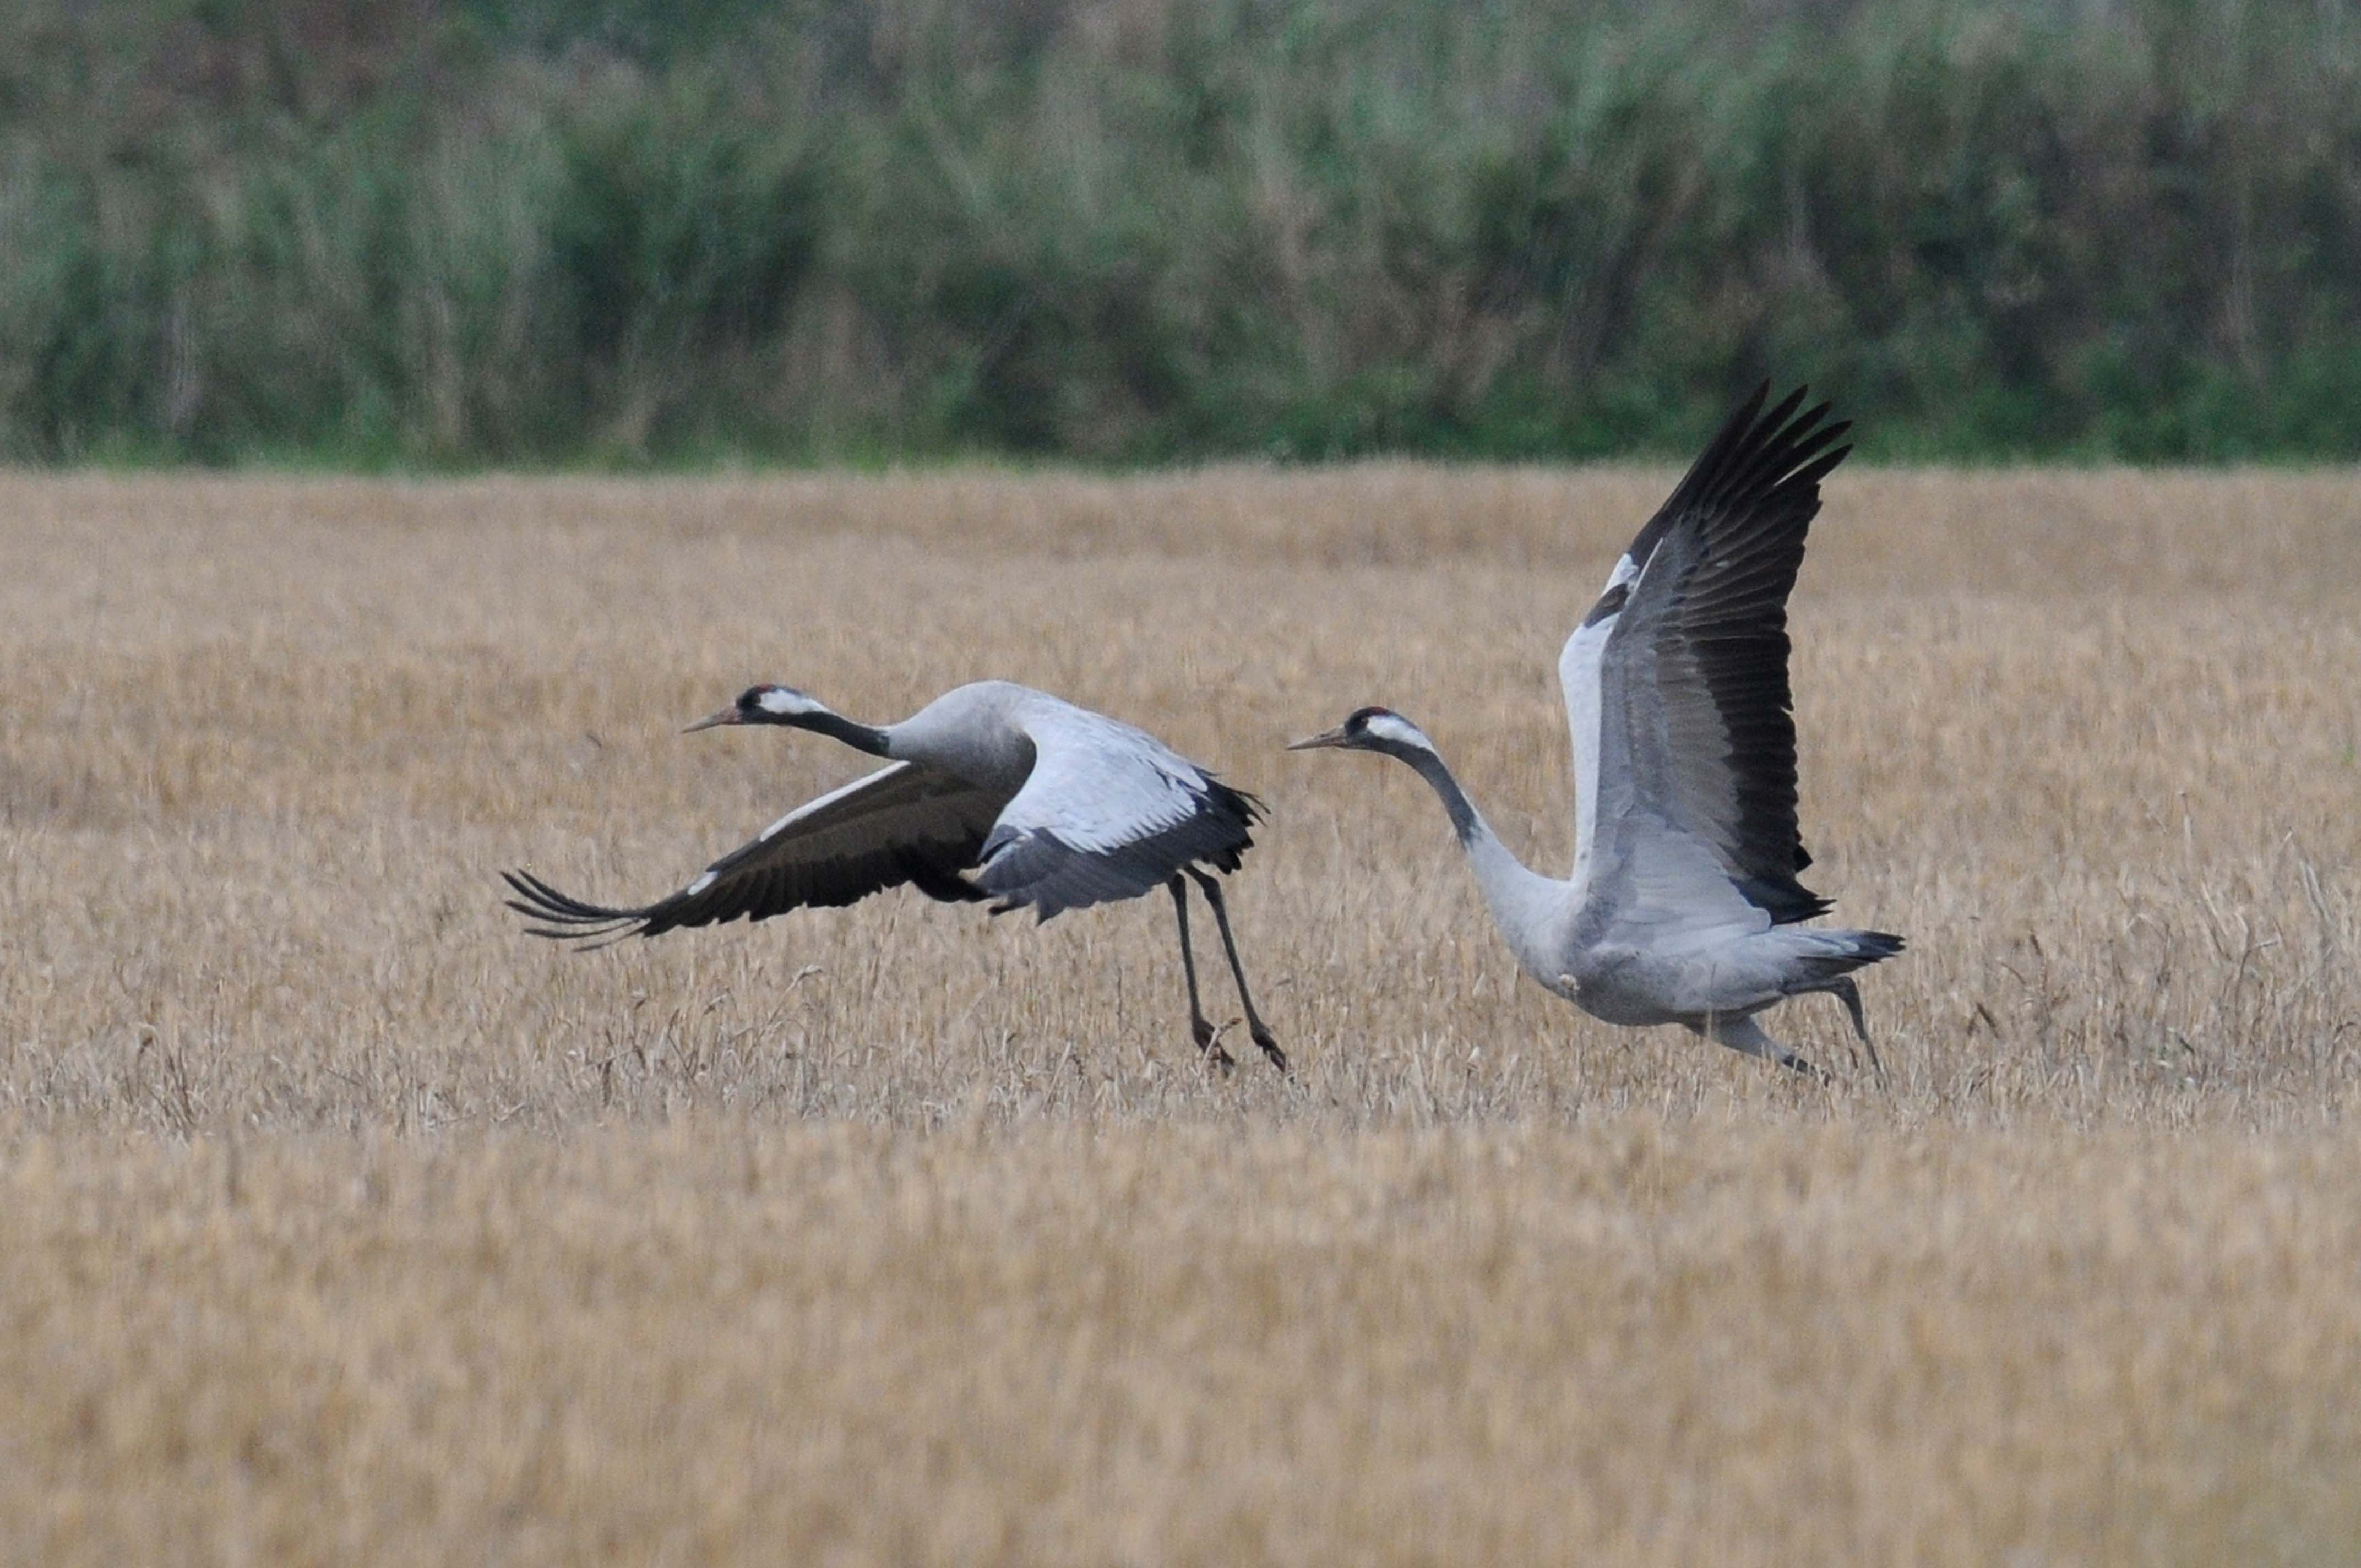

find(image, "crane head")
[683,683,830,733]
[1286,706,1431,755]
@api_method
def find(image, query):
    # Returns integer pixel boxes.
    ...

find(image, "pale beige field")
[3,465,2359,1562]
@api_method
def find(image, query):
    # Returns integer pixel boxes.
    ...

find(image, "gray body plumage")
[896,682,1259,921]
[1294,386,1904,1076]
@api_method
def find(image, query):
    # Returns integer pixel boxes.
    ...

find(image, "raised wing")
[975,706,1260,921]
[1558,592,1621,889]
[505,761,1013,946]
[1584,384,1851,928]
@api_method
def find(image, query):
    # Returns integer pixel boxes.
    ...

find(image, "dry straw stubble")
[2,464,2359,1561]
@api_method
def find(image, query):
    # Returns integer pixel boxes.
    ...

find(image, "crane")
[505,680,1288,1072]
[1289,384,1903,1079]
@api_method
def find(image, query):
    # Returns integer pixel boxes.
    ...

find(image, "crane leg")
[1168,876,1234,1071]
[1187,869,1289,1073]
[1824,979,1885,1082]
[1699,1014,1825,1084]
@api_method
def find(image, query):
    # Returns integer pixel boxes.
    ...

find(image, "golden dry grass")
[3,464,2360,1561]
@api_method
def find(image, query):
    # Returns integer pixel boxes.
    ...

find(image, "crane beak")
[681,706,743,734]
[1286,725,1351,752]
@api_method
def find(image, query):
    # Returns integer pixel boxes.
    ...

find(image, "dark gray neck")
[782,710,893,756]
[1391,743,1481,846]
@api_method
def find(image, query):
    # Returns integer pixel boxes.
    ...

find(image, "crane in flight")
[506,680,1288,1072]
[1290,385,1902,1078]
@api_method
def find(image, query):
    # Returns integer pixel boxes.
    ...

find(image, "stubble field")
[3,464,2359,1562]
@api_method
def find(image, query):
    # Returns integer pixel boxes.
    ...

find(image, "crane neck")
[1395,743,1486,848]
[1389,742,1570,977]
[789,709,894,757]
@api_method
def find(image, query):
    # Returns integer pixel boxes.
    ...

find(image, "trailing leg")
[1187,869,1288,1073]
[1168,875,1234,1071]
[1825,978,1885,1082]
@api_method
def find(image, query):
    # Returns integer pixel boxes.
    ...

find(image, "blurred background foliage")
[3,0,2359,465]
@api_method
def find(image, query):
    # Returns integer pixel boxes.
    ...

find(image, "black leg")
[1779,1050,1831,1085]
[1168,875,1233,1071]
[1829,978,1886,1084]
[1187,869,1288,1073]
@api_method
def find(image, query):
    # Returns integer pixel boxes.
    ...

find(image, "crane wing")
[975,707,1261,921]
[1583,384,1851,930]
[505,761,1014,946]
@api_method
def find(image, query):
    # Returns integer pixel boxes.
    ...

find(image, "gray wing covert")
[974,710,1261,921]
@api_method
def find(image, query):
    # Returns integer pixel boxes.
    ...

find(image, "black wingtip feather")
[1621,383,1851,574]
[1613,381,1858,927]
[501,868,656,943]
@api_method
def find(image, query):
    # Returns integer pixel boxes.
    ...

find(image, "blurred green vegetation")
[4,0,2360,466]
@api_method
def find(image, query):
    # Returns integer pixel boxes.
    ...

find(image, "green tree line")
[4,0,2359,466]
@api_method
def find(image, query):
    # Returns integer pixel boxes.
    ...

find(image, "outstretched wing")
[505,761,1014,946]
[1583,384,1852,929]
[973,706,1260,922]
